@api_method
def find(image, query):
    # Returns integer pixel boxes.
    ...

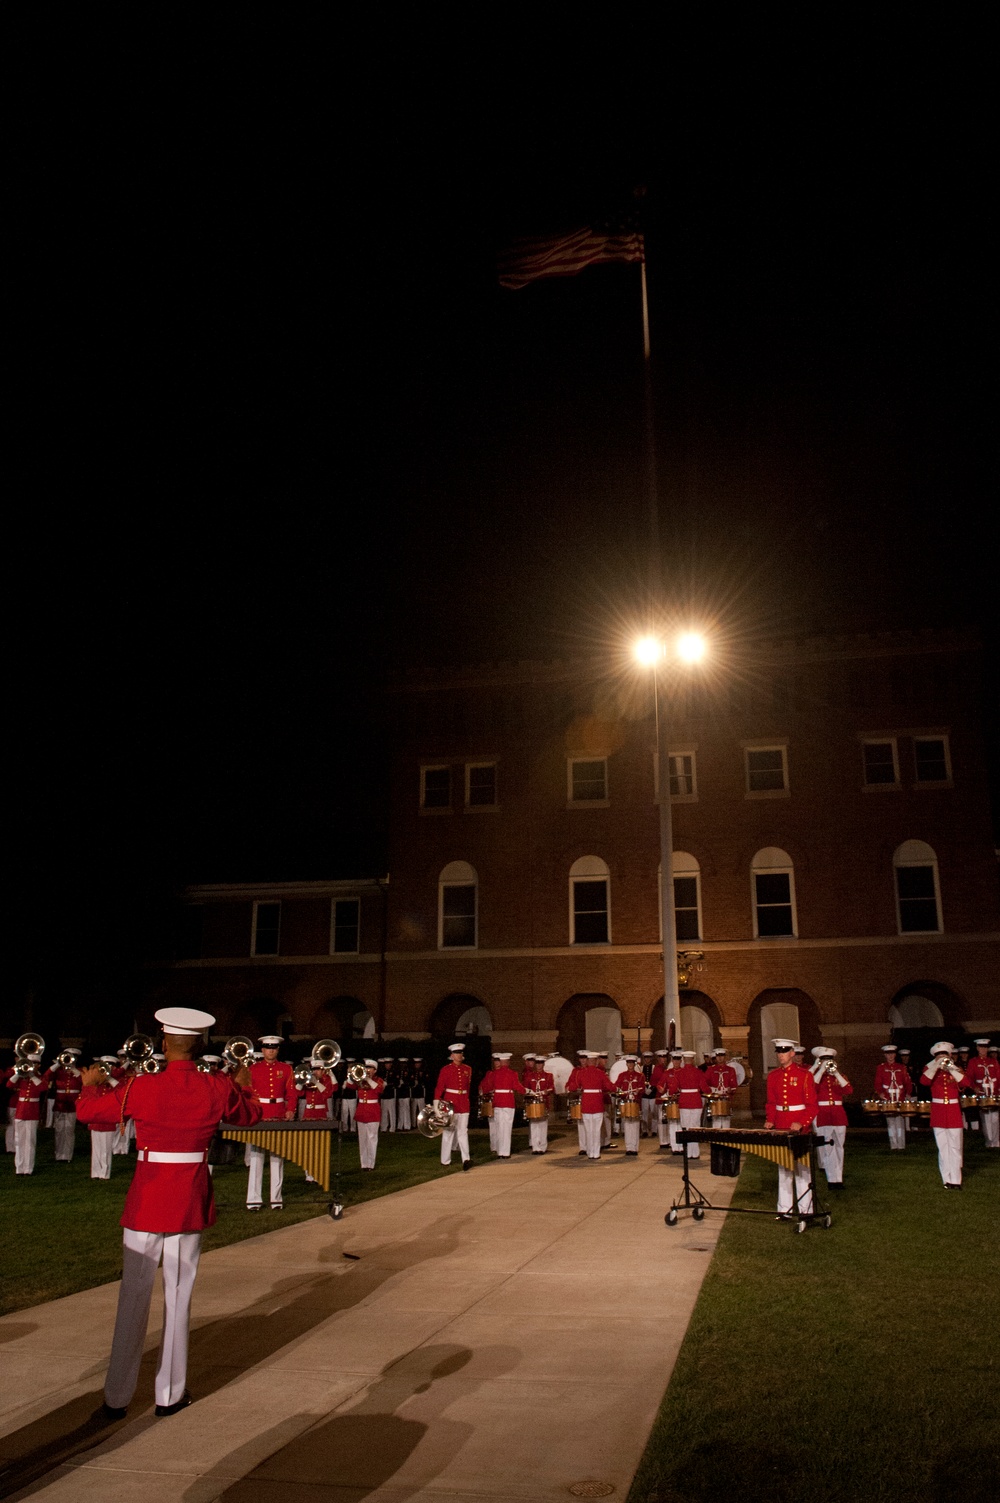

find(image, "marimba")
[666,1127,830,1234]
[221,1122,339,1195]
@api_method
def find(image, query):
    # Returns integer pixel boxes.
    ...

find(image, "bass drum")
[731,1058,753,1087]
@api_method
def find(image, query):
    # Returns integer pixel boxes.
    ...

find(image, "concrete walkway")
[0,1136,737,1502]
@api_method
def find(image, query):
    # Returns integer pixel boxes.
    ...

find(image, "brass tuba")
[416,1100,455,1138]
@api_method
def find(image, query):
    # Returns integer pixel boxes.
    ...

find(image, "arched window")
[585,1003,622,1057]
[893,841,942,933]
[352,1008,376,1038]
[889,994,944,1029]
[665,852,702,942]
[438,861,478,949]
[751,848,796,938]
[455,1005,493,1036]
[680,1004,714,1062]
[569,856,610,944]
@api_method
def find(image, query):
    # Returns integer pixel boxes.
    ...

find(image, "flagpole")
[640,256,660,601]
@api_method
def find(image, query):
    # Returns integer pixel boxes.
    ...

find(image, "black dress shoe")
[578,1150,587,1157]
[462,1158,472,1171]
[102,1402,128,1421]
[155,1391,192,1417]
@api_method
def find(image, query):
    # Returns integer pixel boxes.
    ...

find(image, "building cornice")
[182,878,388,904]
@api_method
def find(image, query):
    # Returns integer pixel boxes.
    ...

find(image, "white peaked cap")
[448,1043,466,1052]
[63,1047,81,1055]
[682,1050,696,1059]
[881,1044,898,1052]
[973,1037,990,1045]
[201,1055,222,1063]
[930,1041,955,1055]
[712,1047,727,1055]
[811,1046,833,1058]
[258,1034,282,1046]
[155,1007,215,1036]
[364,1058,378,1068]
[497,1052,513,1060]
[772,1038,797,1050]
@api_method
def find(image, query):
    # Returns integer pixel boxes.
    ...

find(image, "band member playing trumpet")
[12,1051,52,1175]
[355,1060,384,1169]
[703,1048,739,1130]
[246,1035,297,1212]
[565,1052,616,1160]
[967,1037,999,1148]
[764,1039,818,1215]
[874,1043,912,1150]
[77,1006,260,1419]
[434,1043,473,1170]
[490,1053,525,1159]
[52,1048,83,1162]
[810,1046,852,1188]
[921,1042,971,1188]
[616,1055,646,1156]
[89,1059,120,1178]
[523,1055,556,1154]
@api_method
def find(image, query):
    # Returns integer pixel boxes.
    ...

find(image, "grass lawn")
[1,1121,544,1315]
[628,1130,1000,1503]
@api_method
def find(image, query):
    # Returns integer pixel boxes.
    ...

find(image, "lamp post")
[635,633,706,1050]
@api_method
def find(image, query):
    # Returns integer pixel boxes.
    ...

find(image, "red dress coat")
[51,1066,83,1113]
[77,1061,261,1233]
[874,1062,913,1101]
[354,1078,385,1123]
[435,1062,473,1114]
[615,1068,646,1103]
[672,1065,707,1110]
[489,1067,524,1109]
[967,1058,1000,1098]
[565,1066,616,1114]
[249,1059,298,1121]
[703,1064,739,1095]
[301,1075,337,1120]
[813,1069,853,1126]
[13,1069,53,1121]
[523,1069,555,1107]
[764,1063,818,1131]
[919,1062,971,1128]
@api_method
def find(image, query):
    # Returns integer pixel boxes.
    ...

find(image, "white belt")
[779,1104,807,1112]
[822,1100,844,1107]
[445,1088,466,1094]
[137,1149,208,1163]
[56,1089,78,1095]
[582,1089,605,1095]
[258,1097,285,1104]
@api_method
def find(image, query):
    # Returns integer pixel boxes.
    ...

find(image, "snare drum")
[710,1096,731,1118]
[525,1102,546,1120]
[862,1099,883,1114]
[883,1101,901,1115]
[662,1101,680,1122]
[977,1095,999,1108]
[915,1100,932,1115]
[479,1100,494,1119]
[568,1093,582,1121]
[959,1095,979,1111]
[620,1101,641,1120]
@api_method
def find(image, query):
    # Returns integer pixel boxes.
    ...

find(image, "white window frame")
[912,734,952,787]
[893,841,943,934]
[567,757,609,807]
[420,764,452,813]
[658,856,702,942]
[743,742,790,799]
[569,856,611,945]
[465,761,499,810]
[251,900,281,957]
[329,897,360,955]
[438,862,478,950]
[653,747,698,803]
[750,849,797,938]
[860,737,900,789]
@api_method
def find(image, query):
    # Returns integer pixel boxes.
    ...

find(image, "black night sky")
[9,18,997,1019]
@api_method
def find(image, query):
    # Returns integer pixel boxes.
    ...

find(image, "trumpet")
[294,1064,319,1091]
[56,1049,80,1069]
[346,1062,368,1085]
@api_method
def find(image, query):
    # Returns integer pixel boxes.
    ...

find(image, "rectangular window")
[745,747,788,795]
[654,750,698,802]
[862,740,899,786]
[568,758,608,804]
[674,876,701,942]
[572,879,609,944]
[914,736,950,784]
[753,873,794,937]
[421,765,451,809]
[251,901,281,956]
[331,898,360,954]
[441,884,476,948]
[466,762,497,807]
[896,866,941,932]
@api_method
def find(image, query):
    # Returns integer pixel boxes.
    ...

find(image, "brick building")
[157,628,998,1109]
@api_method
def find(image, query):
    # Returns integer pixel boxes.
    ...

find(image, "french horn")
[222,1036,255,1069]
[312,1039,342,1071]
[416,1100,455,1138]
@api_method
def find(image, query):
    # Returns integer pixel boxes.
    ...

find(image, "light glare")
[634,636,662,666]
[676,632,706,663]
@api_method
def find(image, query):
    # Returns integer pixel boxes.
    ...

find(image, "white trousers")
[581,1113,602,1159]
[397,1098,411,1130]
[601,1109,612,1147]
[46,1098,55,1128]
[341,1098,357,1132]
[105,1228,201,1409]
[623,1117,640,1152]
[440,1111,470,1165]
[54,1112,76,1161]
[247,1146,284,1207]
[528,1117,549,1152]
[816,1124,846,1183]
[777,1159,814,1215]
[679,1108,702,1157]
[576,1116,587,1150]
[357,1120,379,1168]
[494,1107,514,1156]
[91,1130,113,1178]
[886,1115,906,1149]
[488,1113,498,1151]
[932,1126,963,1185]
[711,1115,732,1132]
[6,1105,15,1153]
[14,1119,38,1174]
[980,1109,999,1148]
[112,1120,131,1154]
[380,1099,396,1132]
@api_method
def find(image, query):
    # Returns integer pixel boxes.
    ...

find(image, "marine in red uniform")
[703,1048,739,1130]
[920,1042,971,1188]
[874,1044,913,1150]
[76,1006,260,1418]
[675,1052,708,1158]
[764,1039,819,1214]
[434,1044,473,1168]
[523,1055,556,1154]
[51,1048,83,1161]
[967,1037,999,1148]
[615,1056,646,1155]
[565,1053,616,1159]
[12,1053,52,1174]
[810,1046,852,1187]
[355,1059,385,1169]
[246,1035,297,1211]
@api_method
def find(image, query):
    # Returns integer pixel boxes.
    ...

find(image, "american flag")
[498,222,644,290]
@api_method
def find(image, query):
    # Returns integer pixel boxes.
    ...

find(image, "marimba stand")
[221,1120,346,1219]
[666,1128,831,1235]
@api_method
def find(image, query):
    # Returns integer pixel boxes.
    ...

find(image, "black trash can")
[710,1143,742,1177]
